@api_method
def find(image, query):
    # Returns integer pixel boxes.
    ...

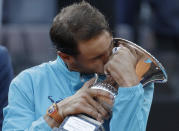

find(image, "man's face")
[70,31,113,74]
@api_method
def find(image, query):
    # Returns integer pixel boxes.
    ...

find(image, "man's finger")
[80,103,103,122]
[83,77,96,88]
[88,89,114,100]
[85,94,108,118]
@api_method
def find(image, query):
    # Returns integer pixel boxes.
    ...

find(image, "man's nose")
[102,52,110,65]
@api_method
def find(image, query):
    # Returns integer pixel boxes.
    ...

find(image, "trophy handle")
[113,38,168,86]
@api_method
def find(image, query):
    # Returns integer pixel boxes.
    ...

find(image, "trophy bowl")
[90,37,168,110]
[112,38,168,85]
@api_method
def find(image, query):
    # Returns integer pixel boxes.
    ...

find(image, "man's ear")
[57,51,74,64]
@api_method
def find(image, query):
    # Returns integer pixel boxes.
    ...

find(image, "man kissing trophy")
[54,38,168,131]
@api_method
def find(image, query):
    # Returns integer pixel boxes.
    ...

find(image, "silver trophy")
[56,38,168,131]
[90,38,168,111]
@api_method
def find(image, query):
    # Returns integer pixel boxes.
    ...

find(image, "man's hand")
[104,45,139,87]
[57,78,114,123]
[45,78,113,128]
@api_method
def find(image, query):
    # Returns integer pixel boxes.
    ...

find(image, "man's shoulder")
[12,61,56,85]
[25,61,53,75]
[8,60,61,102]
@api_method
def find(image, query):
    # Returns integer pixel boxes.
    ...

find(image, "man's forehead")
[77,31,112,59]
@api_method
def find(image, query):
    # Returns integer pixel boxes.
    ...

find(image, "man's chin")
[95,69,105,74]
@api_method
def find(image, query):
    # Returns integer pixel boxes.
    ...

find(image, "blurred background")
[0,0,178,130]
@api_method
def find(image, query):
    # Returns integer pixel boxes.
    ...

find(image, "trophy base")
[53,114,104,131]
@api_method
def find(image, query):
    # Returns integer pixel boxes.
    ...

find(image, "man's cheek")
[93,64,104,73]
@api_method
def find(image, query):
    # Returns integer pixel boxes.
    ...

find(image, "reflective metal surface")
[90,38,168,109]
[113,38,168,86]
